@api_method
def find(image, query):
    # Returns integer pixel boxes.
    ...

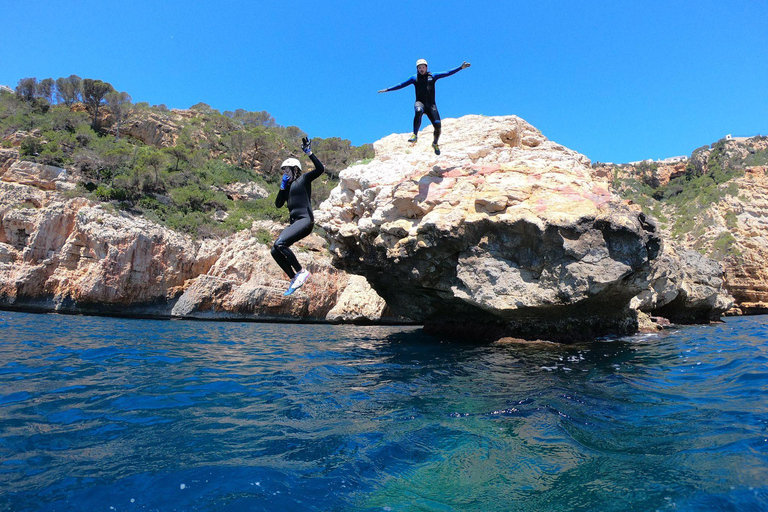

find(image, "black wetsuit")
[271,153,325,279]
[384,65,464,143]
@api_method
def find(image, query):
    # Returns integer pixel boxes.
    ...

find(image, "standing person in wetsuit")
[378,59,471,155]
[272,137,325,296]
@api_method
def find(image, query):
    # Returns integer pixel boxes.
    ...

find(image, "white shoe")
[292,269,311,290]
[283,274,298,296]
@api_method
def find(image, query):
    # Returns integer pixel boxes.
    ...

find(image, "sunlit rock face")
[0,158,395,323]
[599,136,768,316]
[317,115,731,340]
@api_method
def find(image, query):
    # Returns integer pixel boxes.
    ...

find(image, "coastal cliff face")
[0,153,394,323]
[317,115,732,340]
[677,165,768,313]
[603,136,768,315]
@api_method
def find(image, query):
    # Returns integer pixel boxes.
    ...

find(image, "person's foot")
[292,269,311,291]
[432,143,440,155]
[408,133,418,143]
[283,274,299,296]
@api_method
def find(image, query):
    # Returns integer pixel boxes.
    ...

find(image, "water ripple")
[1,311,767,511]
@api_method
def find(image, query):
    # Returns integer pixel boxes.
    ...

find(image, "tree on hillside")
[190,102,218,115]
[15,77,38,102]
[252,126,283,176]
[223,130,256,168]
[163,144,191,172]
[105,90,132,140]
[37,78,55,103]
[312,137,353,178]
[137,147,166,189]
[55,75,82,106]
[82,79,114,130]
[225,109,277,129]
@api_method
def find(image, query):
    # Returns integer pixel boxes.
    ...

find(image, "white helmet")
[416,58,428,67]
[281,157,301,171]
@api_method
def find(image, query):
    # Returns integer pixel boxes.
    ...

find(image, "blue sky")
[2,0,766,163]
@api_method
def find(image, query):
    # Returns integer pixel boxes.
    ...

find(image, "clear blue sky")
[2,0,766,163]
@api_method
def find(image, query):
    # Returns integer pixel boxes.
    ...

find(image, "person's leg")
[411,101,425,141]
[425,104,441,144]
[271,218,314,278]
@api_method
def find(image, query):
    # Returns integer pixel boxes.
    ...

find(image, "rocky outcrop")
[594,160,687,188]
[629,245,733,322]
[603,136,768,315]
[686,165,768,313]
[317,115,732,340]
[219,181,269,201]
[0,149,19,173]
[325,275,393,323]
[117,110,184,148]
[0,157,397,323]
[2,160,76,191]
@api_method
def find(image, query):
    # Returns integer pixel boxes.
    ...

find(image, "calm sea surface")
[0,311,766,512]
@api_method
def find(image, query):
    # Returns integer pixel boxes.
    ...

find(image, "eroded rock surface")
[317,115,731,340]
[0,157,393,323]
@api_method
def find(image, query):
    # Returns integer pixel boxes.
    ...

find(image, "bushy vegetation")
[1,76,374,238]
[609,136,766,260]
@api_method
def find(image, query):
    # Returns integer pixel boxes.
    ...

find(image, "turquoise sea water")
[0,310,766,512]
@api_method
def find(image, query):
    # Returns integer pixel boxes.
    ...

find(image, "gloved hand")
[301,137,312,155]
[280,173,291,190]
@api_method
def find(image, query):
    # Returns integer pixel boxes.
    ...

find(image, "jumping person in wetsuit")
[378,59,471,155]
[272,137,325,296]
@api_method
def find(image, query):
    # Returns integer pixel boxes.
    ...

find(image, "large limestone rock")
[0,159,394,322]
[115,110,184,147]
[317,115,731,340]
[629,245,733,322]
[2,160,76,192]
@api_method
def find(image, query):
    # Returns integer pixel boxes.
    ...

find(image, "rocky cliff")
[0,151,397,323]
[603,136,768,315]
[317,115,732,340]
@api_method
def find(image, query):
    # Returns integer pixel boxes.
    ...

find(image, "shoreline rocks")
[0,158,400,324]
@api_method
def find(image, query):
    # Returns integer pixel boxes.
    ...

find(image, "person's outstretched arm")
[378,75,417,93]
[301,137,326,181]
[433,61,471,80]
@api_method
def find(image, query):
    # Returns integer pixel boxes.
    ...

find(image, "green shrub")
[0,81,371,238]
[711,232,736,260]
[253,228,274,245]
[19,136,42,156]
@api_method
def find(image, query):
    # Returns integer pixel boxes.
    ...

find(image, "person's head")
[281,157,302,182]
[416,58,428,75]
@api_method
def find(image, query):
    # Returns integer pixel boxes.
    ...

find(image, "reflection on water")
[0,311,767,511]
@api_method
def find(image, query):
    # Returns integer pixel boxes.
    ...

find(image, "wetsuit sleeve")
[432,65,464,81]
[383,75,417,92]
[275,187,288,208]
[304,153,326,182]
